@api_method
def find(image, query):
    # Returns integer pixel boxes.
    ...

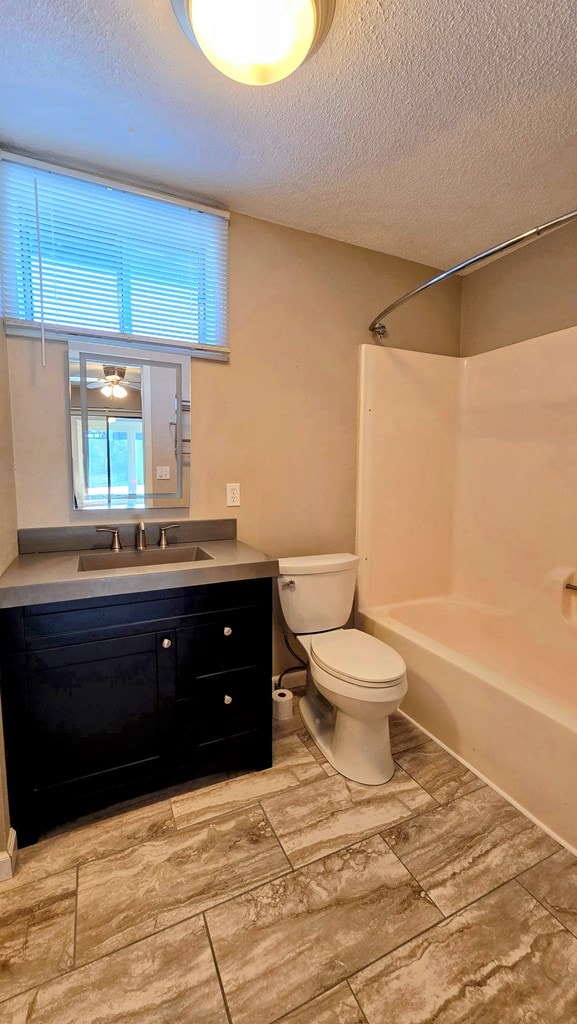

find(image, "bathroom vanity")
[0,521,277,845]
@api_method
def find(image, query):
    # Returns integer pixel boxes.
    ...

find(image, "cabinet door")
[26,632,175,791]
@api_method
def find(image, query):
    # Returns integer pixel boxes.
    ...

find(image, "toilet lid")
[311,629,406,686]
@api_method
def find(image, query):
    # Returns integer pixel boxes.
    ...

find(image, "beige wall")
[0,318,17,874]
[7,213,461,547]
[0,320,17,573]
[191,215,461,561]
[460,219,577,356]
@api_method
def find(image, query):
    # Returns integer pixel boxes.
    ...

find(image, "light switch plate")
[156,466,171,480]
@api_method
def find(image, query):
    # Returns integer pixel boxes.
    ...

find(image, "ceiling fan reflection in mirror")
[86,366,141,400]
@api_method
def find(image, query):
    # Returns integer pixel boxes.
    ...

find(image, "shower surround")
[356,328,577,851]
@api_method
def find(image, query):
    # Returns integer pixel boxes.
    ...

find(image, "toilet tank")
[277,553,359,634]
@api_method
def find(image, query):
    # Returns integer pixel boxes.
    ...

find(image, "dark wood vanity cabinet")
[0,579,273,844]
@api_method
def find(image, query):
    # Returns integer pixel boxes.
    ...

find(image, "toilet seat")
[310,628,406,687]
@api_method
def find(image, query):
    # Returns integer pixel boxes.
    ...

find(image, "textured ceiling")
[0,0,575,269]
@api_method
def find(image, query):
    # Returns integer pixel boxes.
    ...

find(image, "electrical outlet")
[226,482,240,507]
[156,466,171,480]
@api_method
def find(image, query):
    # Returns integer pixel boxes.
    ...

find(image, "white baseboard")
[0,828,18,882]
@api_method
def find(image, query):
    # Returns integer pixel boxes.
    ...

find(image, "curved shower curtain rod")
[369,207,577,339]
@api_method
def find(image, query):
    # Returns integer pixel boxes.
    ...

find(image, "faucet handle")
[96,528,122,552]
[158,524,180,549]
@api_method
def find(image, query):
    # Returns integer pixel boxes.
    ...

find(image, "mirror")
[68,343,190,510]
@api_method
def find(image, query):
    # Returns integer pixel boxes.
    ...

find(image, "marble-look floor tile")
[75,804,289,965]
[0,870,76,1002]
[171,733,325,829]
[394,740,485,804]
[206,834,441,1024]
[297,728,327,764]
[273,703,304,739]
[276,983,367,1023]
[519,848,577,939]
[3,801,174,892]
[389,713,427,754]
[271,732,314,764]
[296,728,342,776]
[350,880,577,1024]
[384,786,560,915]
[296,725,342,775]
[1,915,228,1024]
[262,768,437,867]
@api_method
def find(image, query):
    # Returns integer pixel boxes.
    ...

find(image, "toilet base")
[300,693,395,786]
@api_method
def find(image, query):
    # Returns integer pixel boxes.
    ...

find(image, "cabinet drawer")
[176,609,259,693]
[21,580,271,648]
[181,667,261,745]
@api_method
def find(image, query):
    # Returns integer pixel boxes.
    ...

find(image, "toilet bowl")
[276,554,407,785]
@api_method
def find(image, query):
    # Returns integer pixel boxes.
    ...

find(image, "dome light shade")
[172,0,335,85]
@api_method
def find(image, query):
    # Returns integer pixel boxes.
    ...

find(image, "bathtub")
[357,568,577,853]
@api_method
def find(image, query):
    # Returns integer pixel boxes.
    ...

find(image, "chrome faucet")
[135,520,147,551]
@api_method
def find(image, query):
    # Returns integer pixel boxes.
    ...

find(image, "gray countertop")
[0,539,279,608]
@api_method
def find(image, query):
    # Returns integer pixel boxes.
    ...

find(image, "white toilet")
[277,553,407,785]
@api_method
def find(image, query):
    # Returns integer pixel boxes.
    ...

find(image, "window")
[0,154,229,359]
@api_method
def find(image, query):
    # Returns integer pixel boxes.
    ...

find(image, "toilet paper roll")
[272,688,294,721]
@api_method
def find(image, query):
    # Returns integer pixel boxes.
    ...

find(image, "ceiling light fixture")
[171,0,335,86]
[101,383,128,399]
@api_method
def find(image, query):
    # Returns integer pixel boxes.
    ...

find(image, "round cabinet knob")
[223,626,232,637]
[224,694,233,704]
[161,638,172,649]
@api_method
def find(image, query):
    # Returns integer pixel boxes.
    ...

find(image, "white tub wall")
[452,325,577,609]
[356,345,461,609]
[355,329,577,852]
[358,327,577,615]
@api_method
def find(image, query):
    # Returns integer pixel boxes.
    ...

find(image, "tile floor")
[1,704,577,1022]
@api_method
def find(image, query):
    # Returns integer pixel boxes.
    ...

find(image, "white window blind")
[0,154,229,358]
